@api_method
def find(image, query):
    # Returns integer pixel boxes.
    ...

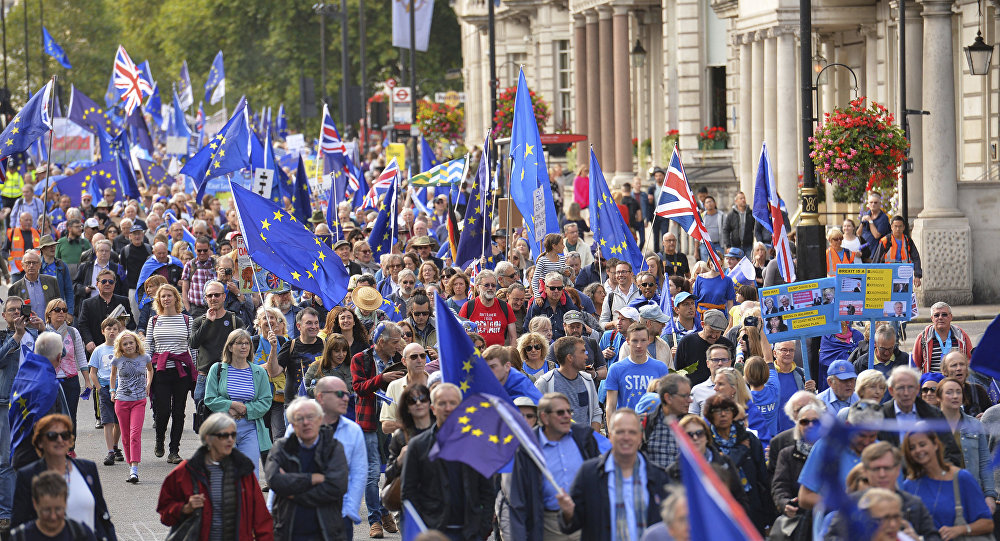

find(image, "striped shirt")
[207,463,224,541]
[145,314,196,369]
[226,365,256,403]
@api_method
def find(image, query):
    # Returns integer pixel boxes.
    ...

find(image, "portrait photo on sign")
[840,277,863,293]
[776,295,793,312]
[839,300,864,316]
[764,316,788,334]
[763,297,778,314]
[883,300,907,318]
[820,287,835,305]
[892,279,909,293]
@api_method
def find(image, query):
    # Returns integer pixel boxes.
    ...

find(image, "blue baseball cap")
[724,247,744,258]
[673,291,694,306]
[828,359,857,380]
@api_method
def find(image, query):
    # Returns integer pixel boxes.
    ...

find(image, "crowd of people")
[0,146,991,541]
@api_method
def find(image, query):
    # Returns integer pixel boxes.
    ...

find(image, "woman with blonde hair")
[713,367,772,446]
[516,332,553,382]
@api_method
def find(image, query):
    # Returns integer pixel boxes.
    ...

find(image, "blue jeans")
[235,418,260,476]
[0,402,12,519]
[193,373,207,404]
[363,431,385,524]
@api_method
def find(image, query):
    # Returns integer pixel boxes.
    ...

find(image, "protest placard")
[758,277,840,342]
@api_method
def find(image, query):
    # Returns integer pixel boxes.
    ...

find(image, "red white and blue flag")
[361,157,400,210]
[752,143,796,282]
[112,45,152,116]
[673,420,763,541]
[656,145,723,274]
[320,104,360,194]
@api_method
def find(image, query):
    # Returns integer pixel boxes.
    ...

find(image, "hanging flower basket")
[492,86,551,140]
[416,100,464,142]
[697,126,728,150]
[809,97,908,203]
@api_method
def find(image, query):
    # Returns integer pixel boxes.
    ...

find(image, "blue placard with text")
[758,277,840,342]
[834,264,913,321]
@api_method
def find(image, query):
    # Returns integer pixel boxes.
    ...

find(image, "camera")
[743,315,759,328]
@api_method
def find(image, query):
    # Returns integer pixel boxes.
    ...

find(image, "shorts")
[99,386,119,425]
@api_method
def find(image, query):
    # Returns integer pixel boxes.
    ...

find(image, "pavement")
[909,304,1000,324]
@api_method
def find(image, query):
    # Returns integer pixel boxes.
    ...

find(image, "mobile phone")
[20,305,32,318]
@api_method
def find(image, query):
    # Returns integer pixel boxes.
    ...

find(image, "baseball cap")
[702,309,728,331]
[638,304,671,324]
[614,306,640,322]
[828,359,858,380]
[724,247,744,258]
[129,224,145,233]
[673,291,694,306]
[84,218,100,229]
[513,396,537,409]
[563,310,584,324]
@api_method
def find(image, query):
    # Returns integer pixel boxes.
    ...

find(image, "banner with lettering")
[758,277,840,342]
[834,264,913,321]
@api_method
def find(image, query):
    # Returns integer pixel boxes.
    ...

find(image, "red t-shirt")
[460,298,515,347]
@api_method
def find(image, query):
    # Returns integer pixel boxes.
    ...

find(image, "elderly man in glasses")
[380,343,430,434]
[8,250,60,320]
[523,273,579,341]
[912,301,973,374]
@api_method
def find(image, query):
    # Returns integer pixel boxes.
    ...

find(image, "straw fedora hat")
[352,285,384,312]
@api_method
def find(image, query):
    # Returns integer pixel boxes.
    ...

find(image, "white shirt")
[65,465,96,531]
[90,261,111,297]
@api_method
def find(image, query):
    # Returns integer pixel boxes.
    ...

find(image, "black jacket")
[77,293,136,346]
[558,451,671,541]
[13,457,117,541]
[878,398,964,467]
[708,424,773,534]
[826,488,941,541]
[848,341,909,376]
[265,424,349,541]
[401,425,495,540]
[190,310,243,373]
[73,261,127,316]
[509,425,601,541]
[766,428,796,479]
[723,207,755,251]
[771,444,808,513]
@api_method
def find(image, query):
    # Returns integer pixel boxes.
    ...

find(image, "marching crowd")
[0,147,993,541]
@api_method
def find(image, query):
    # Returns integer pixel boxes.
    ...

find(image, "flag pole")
[589,146,604,288]
[483,394,565,495]
[40,76,57,228]
[481,130,491,263]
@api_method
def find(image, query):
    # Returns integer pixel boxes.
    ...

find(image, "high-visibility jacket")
[826,247,855,276]
[1,170,24,199]
[879,235,912,263]
[7,228,40,272]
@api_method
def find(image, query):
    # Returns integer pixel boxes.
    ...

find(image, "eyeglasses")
[547,286,564,291]
[932,312,951,318]
[50,307,67,313]
[233,341,251,347]
[921,386,937,394]
[798,418,819,427]
[98,279,115,285]
[505,273,518,279]
[407,352,428,360]
[547,408,572,416]
[525,344,543,351]
[412,311,430,317]
[212,431,237,440]
[408,394,430,404]
[205,292,224,299]
[669,392,692,399]
[774,348,795,354]
[707,357,730,364]
[685,429,705,440]
[873,513,903,523]
[22,260,40,266]
[479,283,497,289]
[44,430,72,442]
[291,414,320,424]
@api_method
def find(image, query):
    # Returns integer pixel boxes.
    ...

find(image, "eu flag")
[507,67,558,258]
[125,106,154,155]
[177,60,194,109]
[420,136,439,172]
[204,51,225,105]
[138,158,170,188]
[67,85,112,135]
[8,350,60,456]
[276,104,288,139]
[455,147,493,269]
[138,60,154,89]
[145,83,164,129]
[54,160,117,205]
[165,212,198,246]
[290,156,313,224]
[366,166,398,259]
[231,182,349,308]
[41,27,71,70]
[181,100,253,200]
[971,314,1000,380]
[588,148,646,272]
[169,85,192,139]
[428,392,532,478]
[435,294,510,400]
[135,255,184,306]
[0,81,54,159]
[381,297,403,322]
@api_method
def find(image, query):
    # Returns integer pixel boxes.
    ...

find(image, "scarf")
[795,438,814,456]
[710,424,750,491]
[614,457,646,541]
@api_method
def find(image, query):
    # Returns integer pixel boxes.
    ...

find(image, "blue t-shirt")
[605,357,670,410]
[751,366,780,438]
[776,371,800,432]
[900,470,992,528]
[88,344,116,387]
[692,274,735,313]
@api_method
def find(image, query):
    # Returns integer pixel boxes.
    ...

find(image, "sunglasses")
[50,307,67,313]
[196,248,210,253]
[327,390,350,399]
[98,279,115,285]
[44,430,72,442]
[639,282,657,288]
[547,286,564,291]
[402,331,414,338]
[921,387,937,394]
[408,394,430,404]
[407,352,428,360]
[798,418,819,427]
[412,311,430,317]
[212,431,237,440]
[685,429,705,440]
[547,408,572,416]
[205,292,223,299]
[525,344,543,351]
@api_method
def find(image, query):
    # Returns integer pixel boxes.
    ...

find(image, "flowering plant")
[492,86,551,139]
[416,100,464,142]
[698,126,728,144]
[809,97,908,202]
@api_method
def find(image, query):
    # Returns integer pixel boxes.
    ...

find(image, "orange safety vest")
[826,247,855,276]
[7,228,40,272]
[881,235,912,263]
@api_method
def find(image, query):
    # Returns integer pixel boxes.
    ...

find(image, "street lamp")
[965,30,994,76]
[630,40,647,68]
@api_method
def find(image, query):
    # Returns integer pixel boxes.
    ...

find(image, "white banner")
[392,0,435,52]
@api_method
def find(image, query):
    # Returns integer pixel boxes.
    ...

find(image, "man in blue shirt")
[817,359,859,414]
[859,192,891,261]
[605,323,670,413]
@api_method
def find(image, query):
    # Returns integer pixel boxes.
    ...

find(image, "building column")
[902,0,925,218]
[598,7,616,173]
[912,0,972,305]
[751,34,765,165]
[586,11,601,166]
[612,6,632,184]
[763,31,778,183]
[738,34,753,195]
[775,28,799,217]
[574,14,589,159]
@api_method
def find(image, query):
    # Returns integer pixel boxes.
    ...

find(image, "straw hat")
[352,285,384,312]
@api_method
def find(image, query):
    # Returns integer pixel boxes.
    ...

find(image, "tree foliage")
[1,0,462,137]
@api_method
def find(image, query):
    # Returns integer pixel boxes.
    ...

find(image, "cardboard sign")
[835,264,913,321]
[166,136,189,155]
[286,133,306,151]
[234,234,285,294]
[252,169,275,200]
[758,277,840,342]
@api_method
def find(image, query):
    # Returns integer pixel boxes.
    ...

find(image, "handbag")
[951,474,995,541]
[767,514,801,541]
[166,481,202,541]
[380,431,410,512]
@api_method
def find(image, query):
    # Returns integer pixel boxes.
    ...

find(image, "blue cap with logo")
[828,359,858,380]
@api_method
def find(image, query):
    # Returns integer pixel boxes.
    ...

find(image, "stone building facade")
[454,0,1000,304]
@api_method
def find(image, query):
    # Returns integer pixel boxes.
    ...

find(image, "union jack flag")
[319,104,360,193]
[752,143,795,283]
[112,45,152,116]
[656,145,723,273]
[361,158,400,210]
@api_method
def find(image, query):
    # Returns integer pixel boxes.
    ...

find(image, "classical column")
[612,7,632,184]
[738,34,753,195]
[763,32,778,181]
[598,7,616,173]
[912,0,972,305]
[586,11,601,165]
[751,34,764,163]
[574,14,588,159]
[775,28,799,217]
[902,1,925,217]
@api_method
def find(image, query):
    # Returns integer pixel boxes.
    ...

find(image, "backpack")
[460,298,511,323]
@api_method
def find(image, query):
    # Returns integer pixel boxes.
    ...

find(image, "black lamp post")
[965,31,994,75]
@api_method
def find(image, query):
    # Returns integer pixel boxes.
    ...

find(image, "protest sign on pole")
[758,277,840,343]
[235,234,284,294]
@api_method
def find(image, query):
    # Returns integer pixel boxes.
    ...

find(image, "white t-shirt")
[65,465,96,530]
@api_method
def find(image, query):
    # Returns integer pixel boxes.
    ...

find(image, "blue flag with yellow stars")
[291,156,313,224]
[169,84,192,139]
[181,99,253,201]
[204,51,225,105]
[455,139,494,270]
[508,67,558,259]
[428,392,534,478]
[381,297,403,322]
[276,104,288,140]
[54,160,118,205]
[145,83,164,129]
[367,166,399,260]
[587,148,646,273]
[67,85,113,135]
[0,81,54,159]
[9,348,60,456]
[230,181,350,308]
[137,158,170,188]
[41,27,71,69]
[435,293,510,400]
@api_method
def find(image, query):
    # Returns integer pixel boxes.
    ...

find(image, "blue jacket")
[504,369,543,403]
[508,425,601,541]
[333,417,368,522]
[41,258,75,315]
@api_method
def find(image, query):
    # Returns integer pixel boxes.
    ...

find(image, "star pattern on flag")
[455,400,514,445]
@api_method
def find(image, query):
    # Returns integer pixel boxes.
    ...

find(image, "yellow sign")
[864,268,893,309]
[784,309,819,320]
[387,143,407,171]
[791,315,827,330]
[444,91,461,108]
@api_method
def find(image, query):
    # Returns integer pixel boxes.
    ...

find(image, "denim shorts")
[99,385,118,425]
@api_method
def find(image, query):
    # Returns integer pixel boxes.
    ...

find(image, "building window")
[708,66,726,130]
[506,53,527,88]
[556,40,572,130]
